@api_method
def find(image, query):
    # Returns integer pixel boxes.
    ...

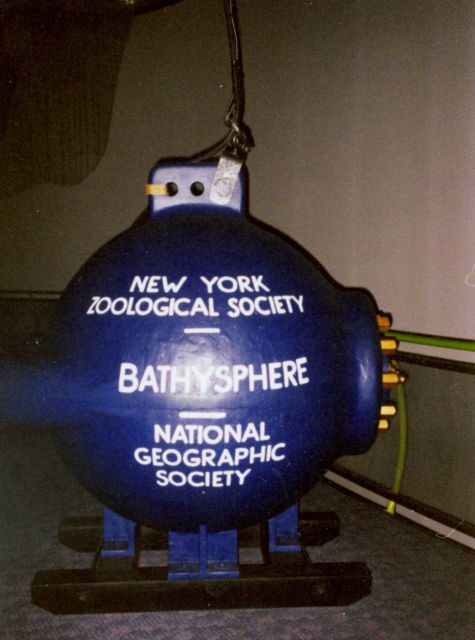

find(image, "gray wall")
[0,1,473,520]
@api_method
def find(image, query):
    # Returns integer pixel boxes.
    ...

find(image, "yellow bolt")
[380,338,398,354]
[146,183,169,196]
[382,372,399,387]
[382,371,407,387]
[381,404,397,417]
[376,314,392,332]
[378,419,390,431]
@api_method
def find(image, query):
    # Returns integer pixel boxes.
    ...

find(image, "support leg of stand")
[101,507,136,558]
[168,526,239,580]
[94,507,138,574]
[264,504,309,565]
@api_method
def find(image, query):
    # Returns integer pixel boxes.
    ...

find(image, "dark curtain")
[0,0,136,197]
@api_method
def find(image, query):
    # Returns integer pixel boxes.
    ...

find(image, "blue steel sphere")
[45,174,381,533]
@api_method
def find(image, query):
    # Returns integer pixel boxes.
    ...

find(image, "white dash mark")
[184,327,221,334]
[178,411,227,419]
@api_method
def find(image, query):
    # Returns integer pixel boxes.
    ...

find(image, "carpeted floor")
[1,424,474,639]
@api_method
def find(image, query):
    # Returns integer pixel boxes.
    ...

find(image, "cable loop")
[189,0,253,162]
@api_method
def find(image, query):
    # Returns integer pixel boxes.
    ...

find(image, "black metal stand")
[31,511,372,613]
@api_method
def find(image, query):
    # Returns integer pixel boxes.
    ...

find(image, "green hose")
[386,330,475,352]
[386,374,408,515]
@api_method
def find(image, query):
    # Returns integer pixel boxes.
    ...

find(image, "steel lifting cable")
[189,0,253,162]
